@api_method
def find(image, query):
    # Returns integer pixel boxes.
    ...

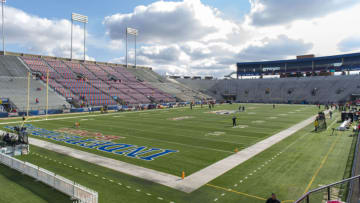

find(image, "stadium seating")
[21,55,179,104]
[44,59,78,79]
[125,67,209,101]
[22,57,116,106]
[0,55,29,77]
[99,64,174,103]
[177,75,360,104]
[0,77,69,111]
[110,66,176,102]
[22,56,61,79]
[56,79,116,106]
[63,61,98,80]
[13,53,360,107]
[84,64,110,81]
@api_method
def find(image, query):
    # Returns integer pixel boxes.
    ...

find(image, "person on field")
[239,106,242,112]
[209,103,212,110]
[232,115,237,127]
[314,119,319,132]
[190,102,193,110]
[329,111,333,119]
[242,106,245,112]
[266,193,280,203]
[273,104,275,109]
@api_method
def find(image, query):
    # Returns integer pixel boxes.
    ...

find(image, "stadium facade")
[236,52,360,78]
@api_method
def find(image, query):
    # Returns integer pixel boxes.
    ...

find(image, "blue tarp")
[0,112,8,117]
[18,110,39,116]
[70,108,84,113]
[48,109,63,114]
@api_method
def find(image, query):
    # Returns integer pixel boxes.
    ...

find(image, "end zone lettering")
[4,124,178,161]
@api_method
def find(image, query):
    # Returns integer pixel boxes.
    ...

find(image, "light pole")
[1,0,6,55]
[125,27,138,68]
[70,13,88,61]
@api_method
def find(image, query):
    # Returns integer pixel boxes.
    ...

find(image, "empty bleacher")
[20,55,176,105]
[0,55,29,77]
[0,77,69,111]
[105,65,175,102]
[177,75,360,104]
[3,51,359,109]
[125,67,210,101]
[0,53,205,107]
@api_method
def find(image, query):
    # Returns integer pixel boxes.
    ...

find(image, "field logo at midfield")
[232,125,248,129]
[56,128,122,141]
[252,120,265,124]
[4,124,178,161]
[207,110,237,115]
[205,131,226,137]
[168,116,194,121]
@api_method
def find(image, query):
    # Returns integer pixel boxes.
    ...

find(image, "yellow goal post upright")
[45,69,49,120]
[26,71,30,118]
[21,72,31,128]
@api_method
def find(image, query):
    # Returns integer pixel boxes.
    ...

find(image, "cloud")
[3,6,92,60]
[103,0,241,44]
[104,0,249,77]
[247,0,360,26]
[237,35,313,61]
[115,34,312,77]
[105,0,360,77]
[5,0,358,78]
[337,36,360,52]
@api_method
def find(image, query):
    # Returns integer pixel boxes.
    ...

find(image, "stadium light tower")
[1,0,6,55]
[70,13,88,61]
[126,27,138,68]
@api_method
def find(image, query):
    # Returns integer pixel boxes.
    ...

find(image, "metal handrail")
[346,131,360,201]
[295,175,360,203]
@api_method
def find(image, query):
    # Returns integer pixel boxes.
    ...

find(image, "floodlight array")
[72,13,88,23]
[127,27,138,36]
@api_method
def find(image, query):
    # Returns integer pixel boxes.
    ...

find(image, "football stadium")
[1,1,360,203]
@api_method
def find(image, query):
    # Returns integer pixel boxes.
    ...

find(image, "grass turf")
[0,104,356,202]
[0,164,71,203]
[1,104,318,176]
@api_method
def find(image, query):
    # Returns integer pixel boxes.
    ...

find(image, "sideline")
[206,184,294,203]
[206,183,266,201]
[303,133,341,194]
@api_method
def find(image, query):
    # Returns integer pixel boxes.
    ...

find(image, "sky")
[2,0,360,77]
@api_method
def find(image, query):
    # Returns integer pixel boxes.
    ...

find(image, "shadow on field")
[0,164,71,203]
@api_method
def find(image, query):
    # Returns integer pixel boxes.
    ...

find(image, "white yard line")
[28,111,321,193]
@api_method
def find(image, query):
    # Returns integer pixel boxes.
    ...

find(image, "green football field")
[0,104,356,203]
